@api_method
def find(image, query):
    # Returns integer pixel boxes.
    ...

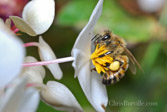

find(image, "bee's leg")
[91,34,102,45]
[98,51,113,58]
[115,55,129,71]
[90,68,96,72]
[114,55,124,66]
[114,59,123,66]
[102,71,113,86]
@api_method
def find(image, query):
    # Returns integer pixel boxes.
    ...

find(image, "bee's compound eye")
[102,34,111,41]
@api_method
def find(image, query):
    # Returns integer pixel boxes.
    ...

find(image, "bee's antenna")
[91,34,101,41]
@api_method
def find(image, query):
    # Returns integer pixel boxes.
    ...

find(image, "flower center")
[91,44,114,74]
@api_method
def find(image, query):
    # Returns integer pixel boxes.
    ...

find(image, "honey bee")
[91,30,143,85]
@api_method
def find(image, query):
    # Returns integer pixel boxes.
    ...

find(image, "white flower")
[137,0,165,13]
[38,36,63,80]
[40,81,83,112]
[22,57,81,111]
[10,0,55,36]
[0,77,40,112]
[0,21,25,89]
[20,56,46,84]
[71,0,108,112]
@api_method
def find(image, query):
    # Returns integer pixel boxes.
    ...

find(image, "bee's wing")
[129,59,137,74]
[122,46,144,74]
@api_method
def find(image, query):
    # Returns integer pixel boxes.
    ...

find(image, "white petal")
[0,18,3,23]
[38,36,63,80]
[77,62,108,112]
[18,88,40,112]
[20,56,46,83]
[40,81,83,112]
[23,56,45,79]
[71,0,103,76]
[90,71,108,111]
[77,62,91,98]
[71,0,108,111]
[0,77,27,112]
[72,49,90,77]
[22,0,55,35]
[20,70,43,84]
[0,77,39,112]
[0,22,25,89]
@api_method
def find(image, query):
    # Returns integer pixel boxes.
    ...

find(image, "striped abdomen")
[102,55,129,85]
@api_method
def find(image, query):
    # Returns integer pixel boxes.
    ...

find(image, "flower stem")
[23,56,74,67]
[24,42,39,47]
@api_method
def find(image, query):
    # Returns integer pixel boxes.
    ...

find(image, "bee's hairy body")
[92,30,129,85]
[102,55,129,85]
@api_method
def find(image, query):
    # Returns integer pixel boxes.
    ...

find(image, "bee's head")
[102,30,112,40]
[101,33,111,41]
[100,30,113,46]
[92,30,113,46]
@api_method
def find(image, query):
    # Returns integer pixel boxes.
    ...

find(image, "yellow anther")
[92,60,105,74]
[109,61,120,71]
[91,44,108,59]
[91,44,114,74]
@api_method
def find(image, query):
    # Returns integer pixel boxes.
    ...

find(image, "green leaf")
[141,42,162,73]
[159,3,167,28]
[57,0,156,42]
[57,0,96,26]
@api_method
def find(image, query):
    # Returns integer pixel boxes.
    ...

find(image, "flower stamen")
[91,44,113,74]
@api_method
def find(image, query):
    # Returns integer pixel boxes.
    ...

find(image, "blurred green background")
[24,0,167,112]
[2,0,167,112]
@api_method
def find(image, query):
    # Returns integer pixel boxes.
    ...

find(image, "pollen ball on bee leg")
[109,61,120,71]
